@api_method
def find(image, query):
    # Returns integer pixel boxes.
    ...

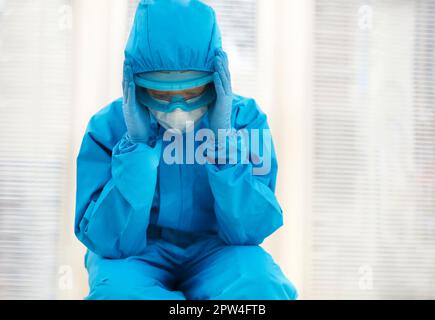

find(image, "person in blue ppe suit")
[75,0,298,300]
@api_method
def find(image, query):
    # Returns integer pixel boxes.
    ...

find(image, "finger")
[213,72,225,97]
[215,48,222,57]
[218,51,231,87]
[218,49,229,68]
[122,75,130,103]
[215,58,231,95]
[216,48,226,59]
[213,54,221,72]
[222,59,231,85]
[123,61,131,74]
[217,50,229,69]
[127,82,135,108]
[123,63,132,95]
[216,50,231,90]
[214,57,227,82]
[123,63,129,81]
[123,78,129,102]
[221,65,231,94]
[124,63,133,83]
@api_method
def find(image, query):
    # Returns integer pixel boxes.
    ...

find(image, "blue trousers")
[85,225,297,300]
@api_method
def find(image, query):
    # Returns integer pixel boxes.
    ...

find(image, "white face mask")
[150,106,208,132]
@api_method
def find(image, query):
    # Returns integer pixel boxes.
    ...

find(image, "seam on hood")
[204,7,219,69]
[145,4,152,66]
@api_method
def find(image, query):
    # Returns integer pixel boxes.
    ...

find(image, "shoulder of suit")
[85,98,126,150]
[232,93,268,129]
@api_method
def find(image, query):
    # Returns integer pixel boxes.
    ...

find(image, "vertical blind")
[308,0,435,299]
[128,0,258,97]
[0,0,72,299]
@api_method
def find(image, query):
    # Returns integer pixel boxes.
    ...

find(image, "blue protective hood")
[124,0,223,75]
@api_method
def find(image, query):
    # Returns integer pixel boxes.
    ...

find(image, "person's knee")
[86,272,188,300]
[215,268,298,300]
[86,275,158,300]
[246,271,298,300]
[217,246,298,300]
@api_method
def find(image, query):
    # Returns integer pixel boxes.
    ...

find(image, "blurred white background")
[0,0,434,299]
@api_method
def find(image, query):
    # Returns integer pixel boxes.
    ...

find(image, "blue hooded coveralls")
[75,0,297,300]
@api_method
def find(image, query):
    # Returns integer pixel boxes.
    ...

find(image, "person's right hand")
[122,62,153,145]
[208,49,233,136]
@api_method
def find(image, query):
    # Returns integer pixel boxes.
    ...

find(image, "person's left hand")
[208,49,233,136]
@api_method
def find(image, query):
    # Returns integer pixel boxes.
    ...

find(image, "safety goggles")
[137,85,216,113]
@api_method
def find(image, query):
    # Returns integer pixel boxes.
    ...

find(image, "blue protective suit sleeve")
[206,98,283,245]
[75,111,161,259]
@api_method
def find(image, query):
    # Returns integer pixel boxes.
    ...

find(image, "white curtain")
[0,0,72,299]
[306,0,435,299]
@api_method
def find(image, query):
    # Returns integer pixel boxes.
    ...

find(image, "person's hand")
[208,49,233,136]
[122,62,153,145]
